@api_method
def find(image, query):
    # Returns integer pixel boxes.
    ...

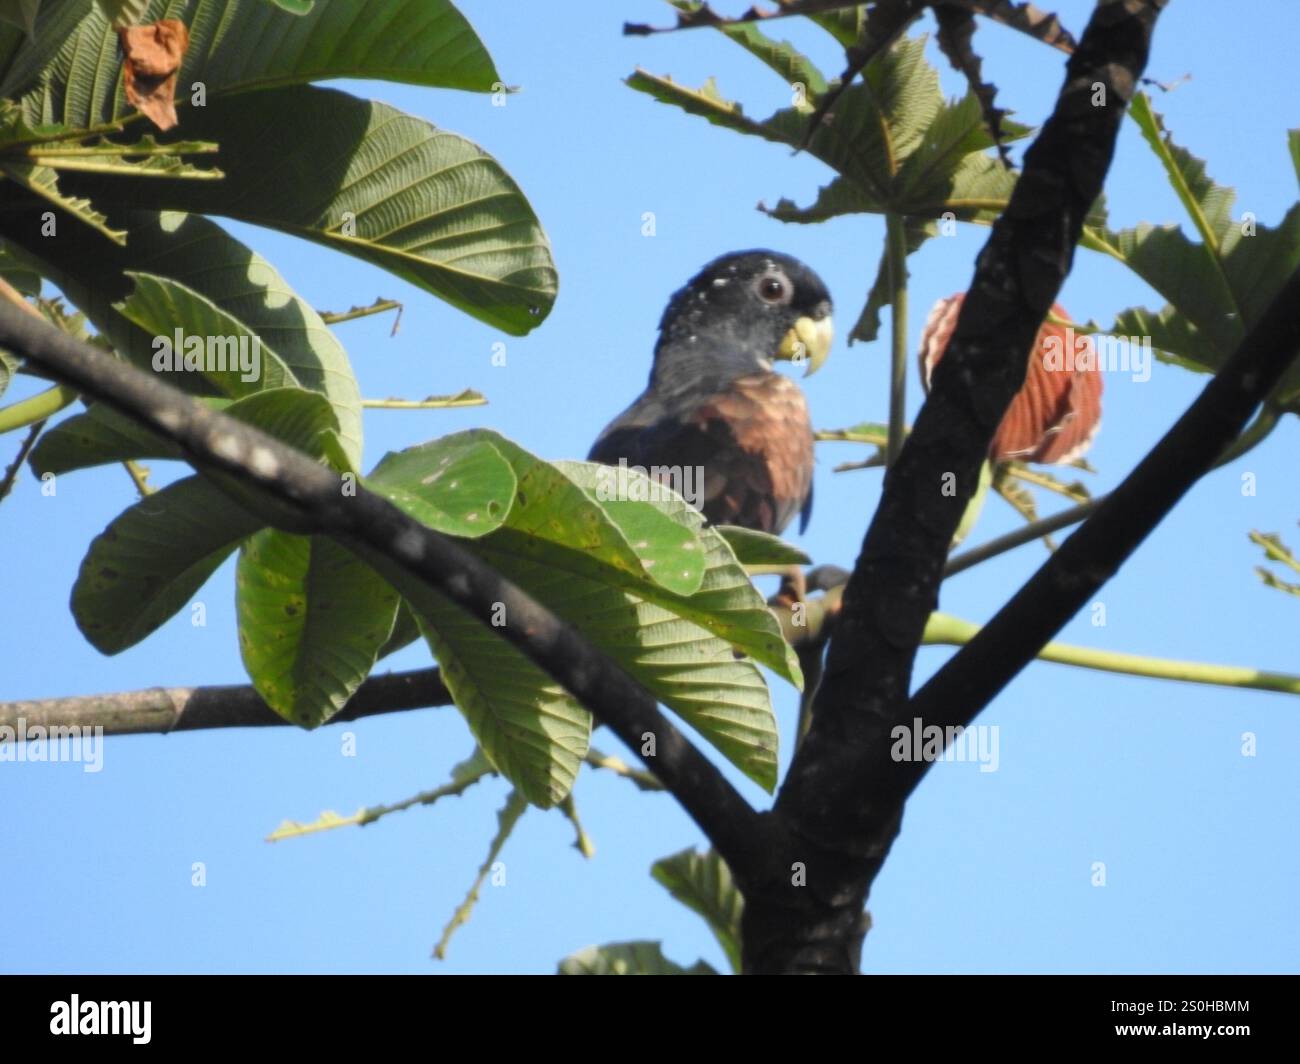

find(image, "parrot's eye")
[756,275,790,304]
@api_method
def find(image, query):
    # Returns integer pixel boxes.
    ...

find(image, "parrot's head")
[651,250,834,391]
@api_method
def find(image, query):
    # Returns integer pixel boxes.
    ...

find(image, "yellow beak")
[776,313,834,377]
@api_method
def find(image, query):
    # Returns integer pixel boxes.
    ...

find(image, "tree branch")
[943,496,1102,576]
[743,0,1169,974]
[0,667,453,737]
[0,297,769,875]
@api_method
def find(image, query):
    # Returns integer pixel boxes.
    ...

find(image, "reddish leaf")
[919,292,1103,464]
[118,19,190,132]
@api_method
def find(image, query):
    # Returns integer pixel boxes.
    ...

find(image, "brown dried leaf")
[118,19,191,132]
[919,292,1104,465]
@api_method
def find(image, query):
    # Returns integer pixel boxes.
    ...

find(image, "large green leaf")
[30,387,336,476]
[65,86,557,335]
[72,474,263,653]
[364,437,598,808]
[68,426,506,730]
[556,461,801,687]
[1082,94,1300,411]
[114,272,299,398]
[236,531,400,728]
[651,848,743,974]
[32,400,187,474]
[629,36,1032,344]
[65,386,343,654]
[0,208,365,465]
[364,547,591,810]
[365,433,709,808]
[358,436,790,801]
[5,0,499,115]
[467,524,781,792]
[442,431,706,598]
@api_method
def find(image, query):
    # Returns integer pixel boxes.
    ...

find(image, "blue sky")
[3,0,1299,974]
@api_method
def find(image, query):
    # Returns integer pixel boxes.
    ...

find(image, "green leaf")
[358,430,730,802]
[558,941,716,976]
[367,435,517,539]
[808,4,865,47]
[114,272,299,399]
[651,848,743,974]
[376,599,421,660]
[218,388,343,460]
[467,526,781,792]
[30,387,337,476]
[360,435,787,801]
[456,431,705,597]
[69,86,557,336]
[7,0,500,116]
[361,546,590,810]
[630,37,1030,346]
[236,531,399,727]
[92,1,150,25]
[191,389,354,532]
[0,1,37,39]
[586,497,707,596]
[1084,94,1300,413]
[0,243,40,293]
[72,475,263,653]
[367,433,781,795]
[30,400,178,474]
[889,89,1030,215]
[631,36,1032,224]
[556,461,801,688]
[25,134,221,180]
[715,525,811,566]
[1129,91,1234,253]
[417,592,590,810]
[0,158,125,242]
[0,209,365,465]
[62,387,345,658]
[626,69,778,146]
[670,0,828,96]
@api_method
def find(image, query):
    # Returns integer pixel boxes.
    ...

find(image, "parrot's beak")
[776,308,834,377]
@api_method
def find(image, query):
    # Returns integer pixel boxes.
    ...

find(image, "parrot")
[589,249,833,535]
